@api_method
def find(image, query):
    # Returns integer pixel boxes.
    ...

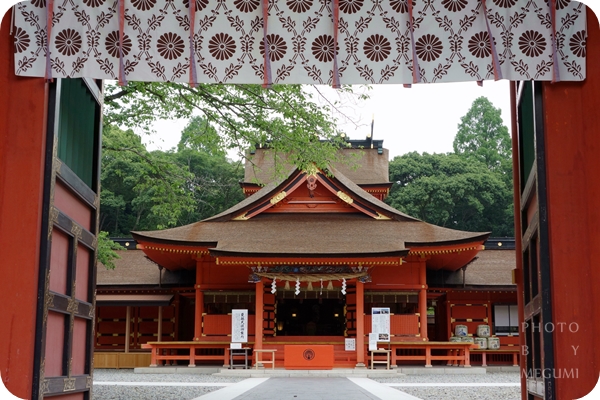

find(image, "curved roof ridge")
[202,166,298,222]
[327,165,420,222]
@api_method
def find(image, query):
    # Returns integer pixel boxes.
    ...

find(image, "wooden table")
[254,349,277,369]
[369,349,391,369]
[229,347,251,369]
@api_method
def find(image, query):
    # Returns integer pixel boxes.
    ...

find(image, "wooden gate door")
[33,78,102,399]
[513,81,555,400]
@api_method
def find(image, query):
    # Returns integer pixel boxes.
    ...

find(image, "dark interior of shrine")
[276,298,345,336]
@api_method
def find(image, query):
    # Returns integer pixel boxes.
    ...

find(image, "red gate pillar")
[419,260,428,340]
[355,280,365,366]
[255,280,263,350]
[0,12,48,398]
[194,260,204,340]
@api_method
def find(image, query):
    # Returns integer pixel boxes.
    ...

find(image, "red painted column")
[0,10,49,399]
[355,280,365,366]
[194,259,204,341]
[255,280,263,351]
[541,12,600,397]
[419,259,428,340]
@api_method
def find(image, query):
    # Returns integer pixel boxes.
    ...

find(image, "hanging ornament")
[295,278,300,295]
[320,279,323,295]
[341,278,347,295]
[271,277,277,294]
[284,280,290,290]
[327,280,333,290]
[307,282,313,291]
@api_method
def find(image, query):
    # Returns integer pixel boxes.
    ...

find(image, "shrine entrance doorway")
[276,298,345,337]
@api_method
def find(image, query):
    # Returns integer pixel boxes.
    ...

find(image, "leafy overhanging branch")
[103,82,366,175]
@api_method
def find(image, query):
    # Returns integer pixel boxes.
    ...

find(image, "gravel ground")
[374,372,520,384]
[92,370,522,400]
[394,386,520,400]
[375,372,521,400]
[93,369,245,383]
[93,385,218,400]
[92,369,244,400]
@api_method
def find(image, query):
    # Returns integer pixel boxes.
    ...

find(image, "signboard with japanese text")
[371,307,390,342]
[345,338,356,352]
[231,309,248,343]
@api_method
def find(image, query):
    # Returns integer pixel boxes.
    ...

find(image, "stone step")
[214,366,488,377]
[215,368,401,378]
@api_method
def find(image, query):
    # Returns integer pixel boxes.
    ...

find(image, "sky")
[146,80,511,160]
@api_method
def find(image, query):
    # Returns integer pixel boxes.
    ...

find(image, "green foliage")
[387,97,514,236]
[453,96,512,178]
[387,152,513,235]
[174,145,245,224]
[177,116,224,156]
[103,82,358,174]
[99,82,369,235]
[100,124,244,235]
[100,125,196,234]
[97,231,121,270]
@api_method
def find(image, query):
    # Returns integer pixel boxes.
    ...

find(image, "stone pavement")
[193,377,421,400]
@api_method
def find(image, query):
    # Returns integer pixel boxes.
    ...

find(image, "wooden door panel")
[35,78,102,399]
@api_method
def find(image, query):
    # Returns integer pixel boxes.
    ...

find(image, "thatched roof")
[96,250,192,286]
[444,249,517,286]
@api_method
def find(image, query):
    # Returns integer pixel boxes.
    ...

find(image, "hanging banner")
[12,0,587,84]
[372,307,390,342]
[231,309,248,343]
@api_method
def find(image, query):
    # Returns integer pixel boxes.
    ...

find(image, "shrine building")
[2,2,599,399]
[94,142,518,369]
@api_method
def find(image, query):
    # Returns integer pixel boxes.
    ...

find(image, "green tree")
[100,123,246,236]
[177,116,224,156]
[104,82,364,174]
[175,118,245,222]
[386,152,513,236]
[453,97,512,178]
[100,125,195,235]
[97,231,122,270]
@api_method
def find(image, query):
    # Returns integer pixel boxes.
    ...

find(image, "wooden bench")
[471,349,519,366]
[388,341,477,367]
[141,341,253,367]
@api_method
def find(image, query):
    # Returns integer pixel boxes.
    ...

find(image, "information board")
[371,307,390,342]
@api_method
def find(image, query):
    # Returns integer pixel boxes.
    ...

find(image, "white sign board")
[345,338,356,352]
[372,307,390,342]
[231,309,248,343]
[368,333,378,351]
[230,342,242,349]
